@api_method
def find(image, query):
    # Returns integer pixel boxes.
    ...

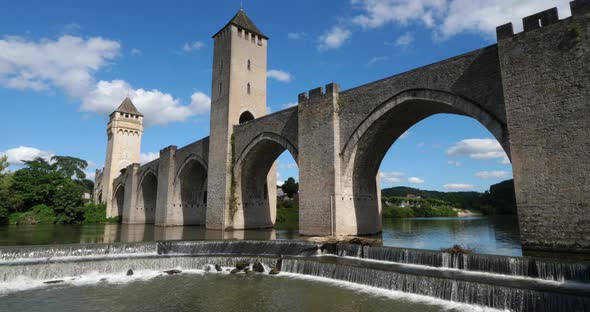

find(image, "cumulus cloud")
[0,35,211,127]
[408,177,424,184]
[1,146,54,165]
[183,41,205,52]
[476,170,511,179]
[380,171,405,184]
[395,32,415,47]
[280,163,298,170]
[282,102,298,109]
[0,35,120,97]
[399,131,410,139]
[318,26,352,50]
[84,170,96,181]
[447,160,463,167]
[267,69,293,83]
[140,152,159,164]
[131,48,142,56]
[81,80,211,126]
[366,56,389,67]
[350,0,571,39]
[444,183,476,191]
[288,32,306,40]
[447,138,507,161]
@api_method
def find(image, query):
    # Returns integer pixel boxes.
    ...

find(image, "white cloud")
[84,170,96,181]
[280,163,298,170]
[0,35,210,127]
[447,160,463,167]
[288,32,306,40]
[399,131,410,139]
[82,80,211,126]
[0,35,120,97]
[476,170,511,179]
[131,48,142,56]
[267,69,293,83]
[318,26,352,50]
[408,177,424,184]
[498,155,511,165]
[447,138,507,160]
[395,32,414,47]
[380,171,405,184]
[350,0,571,39]
[367,56,389,66]
[417,142,425,148]
[183,41,204,52]
[140,152,159,164]
[1,146,54,165]
[444,183,476,191]
[282,102,298,109]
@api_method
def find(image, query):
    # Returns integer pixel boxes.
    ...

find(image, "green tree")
[0,155,11,223]
[9,157,65,211]
[51,156,88,180]
[52,180,84,224]
[281,177,299,198]
[0,155,8,175]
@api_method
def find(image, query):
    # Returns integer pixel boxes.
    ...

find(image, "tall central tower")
[206,9,270,229]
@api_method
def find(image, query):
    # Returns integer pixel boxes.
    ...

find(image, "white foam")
[276,272,508,312]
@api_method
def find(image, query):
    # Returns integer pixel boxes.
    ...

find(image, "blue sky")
[0,0,573,192]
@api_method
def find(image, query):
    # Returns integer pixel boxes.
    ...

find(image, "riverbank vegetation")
[382,180,517,216]
[0,155,116,225]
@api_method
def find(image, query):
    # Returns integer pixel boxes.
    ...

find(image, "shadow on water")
[0,216,522,256]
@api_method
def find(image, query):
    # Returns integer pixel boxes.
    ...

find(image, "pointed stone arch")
[172,154,208,225]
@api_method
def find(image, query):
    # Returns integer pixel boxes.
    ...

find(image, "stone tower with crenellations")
[206,9,276,229]
[100,97,144,218]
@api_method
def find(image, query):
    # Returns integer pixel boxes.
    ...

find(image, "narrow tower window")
[247,59,251,71]
[247,83,251,94]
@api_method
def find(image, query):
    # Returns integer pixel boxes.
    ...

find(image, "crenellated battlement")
[298,83,341,105]
[497,0,590,40]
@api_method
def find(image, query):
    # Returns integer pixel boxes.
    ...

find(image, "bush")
[8,205,55,225]
[83,203,120,224]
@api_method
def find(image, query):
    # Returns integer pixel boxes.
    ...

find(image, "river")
[0,216,521,256]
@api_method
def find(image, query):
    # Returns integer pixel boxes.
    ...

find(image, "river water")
[0,216,521,256]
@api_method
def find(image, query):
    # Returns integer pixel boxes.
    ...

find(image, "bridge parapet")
[497,1,589,40]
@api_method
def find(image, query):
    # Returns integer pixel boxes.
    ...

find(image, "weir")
[1,241,589,312]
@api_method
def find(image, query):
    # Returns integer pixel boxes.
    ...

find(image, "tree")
[0,155,8,175]
[281,177,299,198]
[51,156,88,180]
[52,180,84,224]
[9,157,65,211]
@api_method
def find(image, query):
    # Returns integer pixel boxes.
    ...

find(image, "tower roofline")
[111,97,143,117]
[212,9,268,40]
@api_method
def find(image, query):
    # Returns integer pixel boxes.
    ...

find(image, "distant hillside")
[381,179,516,214]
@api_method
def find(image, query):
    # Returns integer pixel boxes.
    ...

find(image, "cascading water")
[0,240,589,312]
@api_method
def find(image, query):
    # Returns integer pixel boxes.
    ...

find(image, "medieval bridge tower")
[95,2,590,254]
[206,9,276,230]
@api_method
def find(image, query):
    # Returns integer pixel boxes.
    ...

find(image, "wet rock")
[215,264,223,272]
[269,268,280,275]
[126,269,134,276]
[235,261,249,270]
[203,265,212,272]
[252,260,265,273]
[163,269,182,275]
[276,255,283,271]
[230,268,240,274]
[99,278,108,282]
[44,280,65,284]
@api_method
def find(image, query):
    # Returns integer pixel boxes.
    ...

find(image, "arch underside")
[235,133,298,229]
[173,158,208,225]
[137,172,157,224]
[113,185,125,218]
[341,90,509,235]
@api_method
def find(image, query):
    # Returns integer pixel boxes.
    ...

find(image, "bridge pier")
[155,146,178,226]
[498,3,590,252]
[121,163,141,224]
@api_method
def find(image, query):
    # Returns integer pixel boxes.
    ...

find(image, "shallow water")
[0,216,521,256]
[0,271,491,312]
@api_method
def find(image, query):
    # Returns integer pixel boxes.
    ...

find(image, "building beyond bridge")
[95,3,590,254]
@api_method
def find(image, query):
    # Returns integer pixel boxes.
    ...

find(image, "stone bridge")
[110,3,590,253]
